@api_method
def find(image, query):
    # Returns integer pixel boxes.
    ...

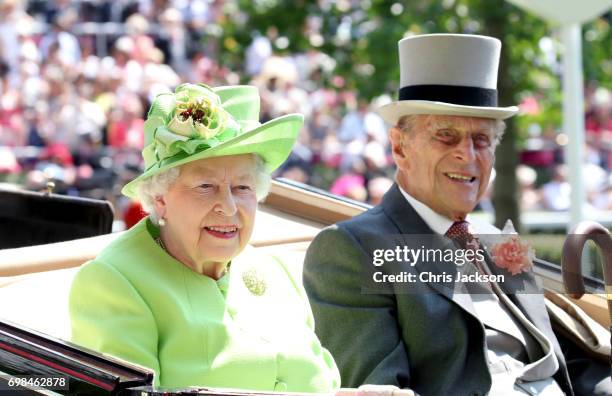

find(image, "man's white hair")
[396,114,506,146]
[136,154,271,225]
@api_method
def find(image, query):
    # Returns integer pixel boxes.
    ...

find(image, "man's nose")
[454,136,476,162]
[214,186,238,216]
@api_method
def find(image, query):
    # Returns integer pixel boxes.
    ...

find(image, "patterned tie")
[446,221,488,276]
[445,220,476,249]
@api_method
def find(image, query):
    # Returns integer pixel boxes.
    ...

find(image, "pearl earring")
[158,218,166,227]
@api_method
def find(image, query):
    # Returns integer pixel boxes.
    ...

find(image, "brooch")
[490,219,535,275]
[241,267,266,296]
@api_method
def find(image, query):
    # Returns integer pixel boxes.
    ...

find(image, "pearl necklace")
[155,236,167,252]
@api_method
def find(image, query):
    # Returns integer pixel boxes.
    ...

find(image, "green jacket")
[70,218,339,392]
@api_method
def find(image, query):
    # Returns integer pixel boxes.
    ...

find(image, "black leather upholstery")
[0,188,114,249]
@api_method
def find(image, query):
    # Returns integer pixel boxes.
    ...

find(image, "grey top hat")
[377,34,519,125]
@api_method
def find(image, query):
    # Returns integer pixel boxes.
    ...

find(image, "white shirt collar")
[398,185,453,235]
[397,185,499,235]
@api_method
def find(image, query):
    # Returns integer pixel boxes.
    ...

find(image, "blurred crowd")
[515,82,612,212]
[0,0,610,226]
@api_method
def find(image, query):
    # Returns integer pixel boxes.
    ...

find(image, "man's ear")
[389,127,409,166]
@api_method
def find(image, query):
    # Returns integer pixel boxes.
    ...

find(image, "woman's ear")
[153,195,167,220]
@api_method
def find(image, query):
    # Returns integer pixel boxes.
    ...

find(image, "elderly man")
[304,34,574,395]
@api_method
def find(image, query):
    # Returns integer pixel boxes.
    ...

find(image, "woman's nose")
[214,187,238,216]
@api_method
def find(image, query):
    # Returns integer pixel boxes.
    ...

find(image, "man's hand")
[335,384,416,396]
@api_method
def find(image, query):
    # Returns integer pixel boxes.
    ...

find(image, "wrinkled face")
[156,154,258,270]
[390,115,497,220]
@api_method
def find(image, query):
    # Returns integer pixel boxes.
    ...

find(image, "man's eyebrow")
[429,121,456,129]
[430,126,458,133]
[429,122,495,134]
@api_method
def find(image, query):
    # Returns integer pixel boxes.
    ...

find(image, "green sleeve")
[271,254,341,389]
[69,260,161,386]
[271,254,316,328]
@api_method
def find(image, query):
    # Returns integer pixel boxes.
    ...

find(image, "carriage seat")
[0,208,318,340]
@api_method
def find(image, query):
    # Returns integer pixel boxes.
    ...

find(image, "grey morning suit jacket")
[303,184,573,396]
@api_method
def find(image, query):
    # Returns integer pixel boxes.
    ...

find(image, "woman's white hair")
[137,154,271,225]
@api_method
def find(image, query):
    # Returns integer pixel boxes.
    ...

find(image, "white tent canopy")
[506,0,612,25]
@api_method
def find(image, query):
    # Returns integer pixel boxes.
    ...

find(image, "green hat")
[122,83,303,199]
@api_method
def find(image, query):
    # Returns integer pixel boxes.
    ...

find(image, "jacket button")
[471,392,483,396]
[274,380,288,392]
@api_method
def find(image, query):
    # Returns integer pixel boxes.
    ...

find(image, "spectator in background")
[305,108,334,158]
[330,159,367,202]
[123,200,147,229]
[280,164,310,185]
[542,164,571,211]
[187,52,235,87]
[592,176,612,210]
[142,46,181,100]
[26,142,76,193]
[107,93,145,150]
[109,36,145,93]
[0,146,20,175]
[584,86,611,173]
[16,18,40,66]
[246,33,272,77]
[337,97,387,174]
[517,164,541,211]
[330,172,367,202]
[337,96,368,144]
[0,61,27,146]
[124,13,156,65]
[39,9,81,67]
[362,140,389,180]
[158,7,188,73]
[0,0,34,85]
[254,56,300,118]
[366,176,392,205]
[586,87,612,137]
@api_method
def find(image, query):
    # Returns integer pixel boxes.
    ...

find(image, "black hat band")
[399,84,498,107]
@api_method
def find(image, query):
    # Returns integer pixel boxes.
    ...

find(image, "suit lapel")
[380,184,478,319]
[381,184,431,235]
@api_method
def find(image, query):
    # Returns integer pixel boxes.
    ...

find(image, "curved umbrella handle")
[562,221,612,326]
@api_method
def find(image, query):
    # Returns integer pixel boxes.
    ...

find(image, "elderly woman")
[69,84,340,392]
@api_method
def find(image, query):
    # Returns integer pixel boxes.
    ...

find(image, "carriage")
[0,180,609,395]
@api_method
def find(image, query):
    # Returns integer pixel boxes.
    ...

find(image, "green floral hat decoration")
[122,83,303,198]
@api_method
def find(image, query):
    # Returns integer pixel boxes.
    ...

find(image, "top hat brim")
[121,114,303,199]
[377,100,518,125]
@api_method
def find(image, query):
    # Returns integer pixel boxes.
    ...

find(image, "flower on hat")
[490,219,534,275]
[167,89,225,139]
[143,83,241,168]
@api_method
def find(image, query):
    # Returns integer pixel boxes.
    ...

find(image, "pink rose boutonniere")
[490,220,535,275]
